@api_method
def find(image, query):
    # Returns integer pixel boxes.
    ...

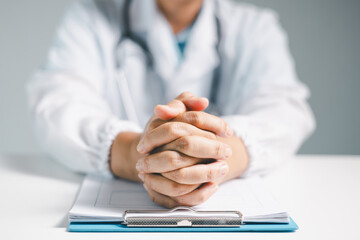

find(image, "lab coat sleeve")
[222,10,315,176]
[27,1,142,175]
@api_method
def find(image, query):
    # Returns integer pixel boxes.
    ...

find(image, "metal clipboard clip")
[123,207,243,227]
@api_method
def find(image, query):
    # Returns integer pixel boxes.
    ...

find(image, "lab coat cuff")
[98,118,143,177]
[222,115,265,178]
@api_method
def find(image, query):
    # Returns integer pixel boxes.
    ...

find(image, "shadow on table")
[57,214,70,228]
[0,154,83,184]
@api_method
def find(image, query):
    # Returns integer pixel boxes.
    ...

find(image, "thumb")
[182,97,209,111]
[154,99,186,120]
[154,93,209,120]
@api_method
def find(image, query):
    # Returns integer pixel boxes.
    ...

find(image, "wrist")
[216,135,249,184]
[110,131,142,181]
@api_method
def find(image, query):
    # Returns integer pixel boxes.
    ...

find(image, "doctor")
[28,0,315,208]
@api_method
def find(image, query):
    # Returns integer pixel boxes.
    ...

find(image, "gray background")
[0,0,359,155]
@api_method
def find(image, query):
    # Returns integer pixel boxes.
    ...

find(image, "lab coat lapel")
[176,0,219,84]
[146,8,180,82]
[162,0,220,100]
[132,0,219,101]
[131,0,180,90]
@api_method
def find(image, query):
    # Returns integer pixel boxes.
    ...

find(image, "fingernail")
[200,97,209,104]
[137,141,145,153]
[225,125,233,137]
[136,159,143,171]
[225,147,232,158]
[220,164,229,176]
[138,173,144,181]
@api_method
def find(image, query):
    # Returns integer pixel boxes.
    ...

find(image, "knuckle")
[173,197,190,206]
[186,111,201,125]
[177,136,191,152]
[167,151,181,168]
[149,118,164,130]
[176,187,188,196]
[168,182,183,196]
[197,191,208,204]
[206,132,216,140]
[171,171,181,182]
[165,122,181,138]
[168,181,178,194]
[173,99,184,106]
[142,157,150,172]
[172,197,183,206]
[172,196,180,204]
[178,169,188,182]
[171,169,186,183]
[214,142,224,157]
[171,99,185,110]
[176,185,192,196]
[206,167,216,181]
[167,200,178,209]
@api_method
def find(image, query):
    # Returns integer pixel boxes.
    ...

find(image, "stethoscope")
[115,0,222,122]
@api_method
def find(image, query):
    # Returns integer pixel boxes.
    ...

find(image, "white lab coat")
[27,0,315,177]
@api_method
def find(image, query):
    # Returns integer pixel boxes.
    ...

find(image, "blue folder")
[68,218,298,232]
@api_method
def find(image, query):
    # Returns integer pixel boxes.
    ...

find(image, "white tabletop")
[1,154,359,240]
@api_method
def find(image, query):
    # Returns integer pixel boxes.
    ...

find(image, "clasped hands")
[110,92,248,208]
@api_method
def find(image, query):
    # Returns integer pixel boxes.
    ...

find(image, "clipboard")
[68,207,298,232]
[68,219,298,232]
[123,207,243,227]
[69,175,298,232]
